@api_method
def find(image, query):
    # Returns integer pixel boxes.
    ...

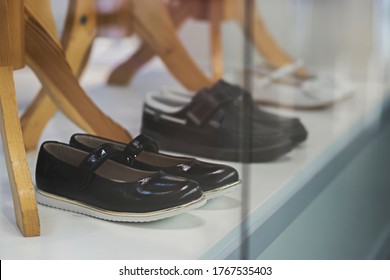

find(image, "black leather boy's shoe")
[70,134,241,199]
[141,88,293,163]
[152,80,308,144]
[152,80,308,145]
[210,80,308,144]
[35,142,206,222]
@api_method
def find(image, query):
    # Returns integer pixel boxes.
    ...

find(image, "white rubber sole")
[203,180,241,200]
[35,188,207,222]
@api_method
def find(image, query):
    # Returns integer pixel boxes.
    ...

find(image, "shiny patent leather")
[35,142,202,213]
[70,134,240,193]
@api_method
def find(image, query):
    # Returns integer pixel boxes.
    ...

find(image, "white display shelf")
[203,82,390,259]
[1,46,389,259]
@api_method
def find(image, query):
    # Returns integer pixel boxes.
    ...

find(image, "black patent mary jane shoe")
[70,134,241,199]
[35,142,205,222]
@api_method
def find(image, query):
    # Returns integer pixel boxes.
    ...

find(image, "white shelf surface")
[1,41,389,259]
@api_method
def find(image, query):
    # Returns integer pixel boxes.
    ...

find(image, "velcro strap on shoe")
[186,89,232,126]
[76,143,122,189]
[213,80,259,109]
[123,134,159,159]
[211,80,244,101]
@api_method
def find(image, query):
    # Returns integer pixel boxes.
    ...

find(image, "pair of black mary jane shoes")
[35,134,240,222]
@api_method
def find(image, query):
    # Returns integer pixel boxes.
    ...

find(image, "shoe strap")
[211,80,253,104]
[210,80,258,117]
[186,89,235,126]
[254,60,304,88]
[211,80,243,99]
[123,134,159,159]
[76,143,123,189]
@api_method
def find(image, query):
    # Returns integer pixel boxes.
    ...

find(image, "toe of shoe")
[200,165,239,192]
[141,173,203,209]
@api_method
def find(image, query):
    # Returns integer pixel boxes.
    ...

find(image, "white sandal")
[238,61,356,109]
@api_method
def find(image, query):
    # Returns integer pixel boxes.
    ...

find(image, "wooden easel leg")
[250,5,293,68]
[21,92,57,151]
[0,0,40,237]
[23,1,131,143]
[234,0,292,66]
[232,0,306,75]
[0,68,40,237]
[108,1,194,87]
[209,0,224,81]
[132,0,212,91]
[107,41,155,86]
[21,0,97,151]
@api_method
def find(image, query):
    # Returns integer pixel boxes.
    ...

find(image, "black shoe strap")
[211,79,250,102]
[186,89,236,126]
[123,134,159,159]
[76,143,123,189]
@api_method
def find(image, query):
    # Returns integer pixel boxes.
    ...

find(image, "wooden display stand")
[0,0,39,237]
[21,0,214,152]
[107,0,307,85]
[21,0,306,153]
[0,0,306,237]
[0,0,132,236]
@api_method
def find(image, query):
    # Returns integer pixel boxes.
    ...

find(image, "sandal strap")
[77,143,122,189]
[254,60,304,87]
[123,134,159,159]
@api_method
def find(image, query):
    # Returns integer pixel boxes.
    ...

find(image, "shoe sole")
[253,92,354,110]
[35,188,207,222]
[203,180,241,200]
[143,130,293,163]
